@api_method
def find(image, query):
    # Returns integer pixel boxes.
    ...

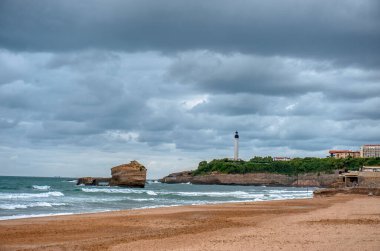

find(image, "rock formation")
[110,161,147,188]
[77,160,147,188]
[77,177,110,186]
[159,171,339,187]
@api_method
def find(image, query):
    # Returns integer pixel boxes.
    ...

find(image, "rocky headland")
[159,171,339,187]
[77,160,147,188]
[159,157,380,188]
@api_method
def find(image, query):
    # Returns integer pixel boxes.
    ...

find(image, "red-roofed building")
[273,157,291,161]
[329,150,360,159]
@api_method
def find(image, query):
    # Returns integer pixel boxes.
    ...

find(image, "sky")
[0,0,380,178]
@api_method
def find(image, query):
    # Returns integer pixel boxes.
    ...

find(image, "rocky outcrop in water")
[76,177,110,186]
[77,161,147,188]
[159,171,339,187]
[110,161,147,188]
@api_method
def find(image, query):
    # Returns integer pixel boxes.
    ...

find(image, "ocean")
[0,176,316,220]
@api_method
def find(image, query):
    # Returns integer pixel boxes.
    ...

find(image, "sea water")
[0,176,316,220]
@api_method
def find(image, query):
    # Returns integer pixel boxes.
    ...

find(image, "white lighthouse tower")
[234,131,239,161]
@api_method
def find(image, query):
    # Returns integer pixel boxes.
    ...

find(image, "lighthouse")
[234,131,239,161]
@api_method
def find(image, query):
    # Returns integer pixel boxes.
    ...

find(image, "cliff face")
[159,171,339,187]
[110,161,147,188]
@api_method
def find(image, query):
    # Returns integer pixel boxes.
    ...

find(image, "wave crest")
[0,191,64,199]
[32,185,51,190]
[0,202,66,210]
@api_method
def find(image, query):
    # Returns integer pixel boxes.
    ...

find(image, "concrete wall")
[359,172,380,188]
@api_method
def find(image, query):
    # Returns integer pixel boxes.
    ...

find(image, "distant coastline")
[160,156,380,187]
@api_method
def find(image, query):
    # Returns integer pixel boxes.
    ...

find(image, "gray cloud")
[168,51,380,98]
[0,1,379,178]
[1,49,380,178]
[1,0,379,67]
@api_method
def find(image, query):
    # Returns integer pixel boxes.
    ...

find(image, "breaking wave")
[146,191,157,196]
[63,180,77,183]
[0,191,64,199]
[0,202,66,210]
[80,188,309,200]
[81,188,156,195]
[32,185,51,190]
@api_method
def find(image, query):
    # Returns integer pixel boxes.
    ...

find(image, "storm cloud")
[0,0,379,178]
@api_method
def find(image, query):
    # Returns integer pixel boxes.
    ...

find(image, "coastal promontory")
[160,157,380,187]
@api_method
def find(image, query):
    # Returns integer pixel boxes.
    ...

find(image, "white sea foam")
[63,180,77,183]
[129,198,155,202]
[79,187,313,201]
[136,204,181,210]
[147,180,161,184]
[32,185,51,190]
[0,212,74,221]
[0,202,66,210]
[89,188,158,196]
[162,190,311,200]
[0,191,64,199]
[146,191,157,196]
[266,190,312,194]
[165,191,253,198]
[82,187,146,194]
[79,187,309,200]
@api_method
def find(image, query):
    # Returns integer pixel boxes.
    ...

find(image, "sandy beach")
[0,194,379,251]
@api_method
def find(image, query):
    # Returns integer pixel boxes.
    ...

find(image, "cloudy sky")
[0,0,379,178]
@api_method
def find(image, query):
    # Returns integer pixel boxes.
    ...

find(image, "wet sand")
[0,194,379,250]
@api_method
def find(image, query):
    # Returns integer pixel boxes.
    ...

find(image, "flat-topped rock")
[77,160,147,188]
[110,161,147,188]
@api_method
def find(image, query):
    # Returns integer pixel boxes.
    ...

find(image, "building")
[273,157,291,161]
[361,166,380,172]
[329,150,360,159]
[360,145,380,158]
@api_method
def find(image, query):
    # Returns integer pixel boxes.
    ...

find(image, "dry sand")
[0,194,379,251]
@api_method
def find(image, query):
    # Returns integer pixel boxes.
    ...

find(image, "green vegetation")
[192,157,380,176]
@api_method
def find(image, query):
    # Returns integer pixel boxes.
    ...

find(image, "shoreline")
[1,194,379,250]
[3,196,318,223]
